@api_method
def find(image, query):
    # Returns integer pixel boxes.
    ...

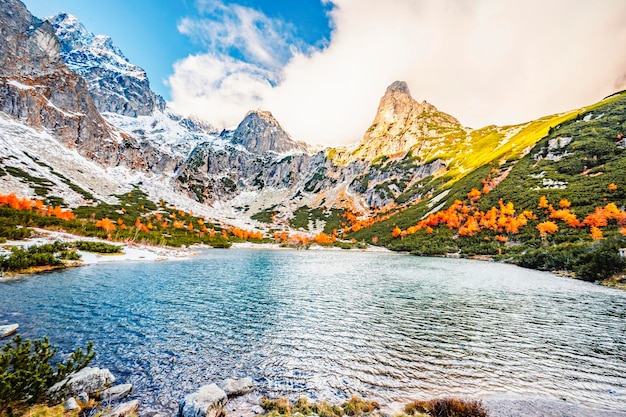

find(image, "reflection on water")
[1,250,625,414]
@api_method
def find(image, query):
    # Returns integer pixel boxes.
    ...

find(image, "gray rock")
[178,384,227,417]
[102,400,140,417]
[232,111,308,154]
[49,12,166,117]
[49,367,115,398]
[218,377,254,397]
[0,324,18,337]
[64,397,80,411]
[77,392,89,404]
[99,384,133,402]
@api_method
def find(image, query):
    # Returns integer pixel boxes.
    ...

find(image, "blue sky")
[19,0,626,146]
[22,0,333,101]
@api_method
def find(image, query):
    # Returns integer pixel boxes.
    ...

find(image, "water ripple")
[1,251,625,414]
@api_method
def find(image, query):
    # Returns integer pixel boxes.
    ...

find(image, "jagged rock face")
[355,81,463,160]
[175,142,314,203]
[49,12,165,117]
[231,110,308,154]
[0,0,137,167]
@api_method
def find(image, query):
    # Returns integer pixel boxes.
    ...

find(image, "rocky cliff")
[48,12,165,117]
[230,110,309,154]
[353,81,464,160]
[0,0,153,168]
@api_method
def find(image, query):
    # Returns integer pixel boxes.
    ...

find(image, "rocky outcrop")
[48,12,165,117]
[49,367,115,399]
[231,111,308,154]
[355,81,463,160]
[175,141,314,204]
[178,384,227,417]
[218,377,254,398]
[0,0,149,168]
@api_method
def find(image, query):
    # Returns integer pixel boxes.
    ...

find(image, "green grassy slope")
[349,91,626,280]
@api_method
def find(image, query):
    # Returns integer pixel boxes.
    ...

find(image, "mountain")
[230,110,309,154]
[0,0,120,164]
[2,0,626,267]
[354,81,463,160]
[48,12,165,117]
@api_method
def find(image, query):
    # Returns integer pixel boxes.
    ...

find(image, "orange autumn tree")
[0,193,74,220]
[536,221,558,240]
[95,218,116,233]
[392,196,532,239]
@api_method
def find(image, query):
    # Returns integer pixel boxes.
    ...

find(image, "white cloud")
[169,0,626,146]
[178,0,298,70]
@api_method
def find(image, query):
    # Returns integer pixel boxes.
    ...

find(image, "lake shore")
[0,228,398,280]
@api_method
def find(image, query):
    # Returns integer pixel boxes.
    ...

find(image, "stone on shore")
[99,384,133,402]
[102,400,140,417]
[49,367,115,399]
[179,384,227,417]
[218,377,255,397]
[64,397,80,411]
[0,324,18,337]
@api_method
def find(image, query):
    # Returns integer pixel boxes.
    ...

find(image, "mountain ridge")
[48,11,165,117]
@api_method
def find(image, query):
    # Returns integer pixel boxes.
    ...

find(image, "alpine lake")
[1,249,625,415]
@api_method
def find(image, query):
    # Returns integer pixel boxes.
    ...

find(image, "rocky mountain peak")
[230,110,308,154]
[385,80,411,96]
[354,81,463,160]
[0,0,136,167]
[48,12,165,117]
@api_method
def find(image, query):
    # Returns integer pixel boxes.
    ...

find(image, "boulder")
[99,384,133,402]
[0,324,18,337]
[218,377,254,397]
[178,384,227,417]
[64,397,80,411]
[102,400,140,417]
[77,392,89,404]
[49,367,115,398]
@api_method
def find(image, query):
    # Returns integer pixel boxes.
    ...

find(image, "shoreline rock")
[219,377,255,398]
[0,323,19,337]
[49,366,115,400]
[99,384,133,402]
[179,384,228,417]
[103,400,140,417]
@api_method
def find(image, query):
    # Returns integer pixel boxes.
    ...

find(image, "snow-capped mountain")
[2,0,560,232]
[48,12,165,117]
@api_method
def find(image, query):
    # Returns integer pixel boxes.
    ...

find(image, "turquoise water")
[1,249,625,414]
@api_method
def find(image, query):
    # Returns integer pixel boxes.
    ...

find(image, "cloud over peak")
[169,0,626,146]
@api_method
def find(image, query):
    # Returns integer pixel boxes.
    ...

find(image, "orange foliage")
[538,196,549,209]
[95,218,116,233]
[392,196,532,239]
[583,207,608,227]
[590,226,603,240]
[536,221,558,237]
[558,199,571,208]
[0,193,75,220]
[467,188,481,203]
[609,183,618,191]
[313,232,334,244]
